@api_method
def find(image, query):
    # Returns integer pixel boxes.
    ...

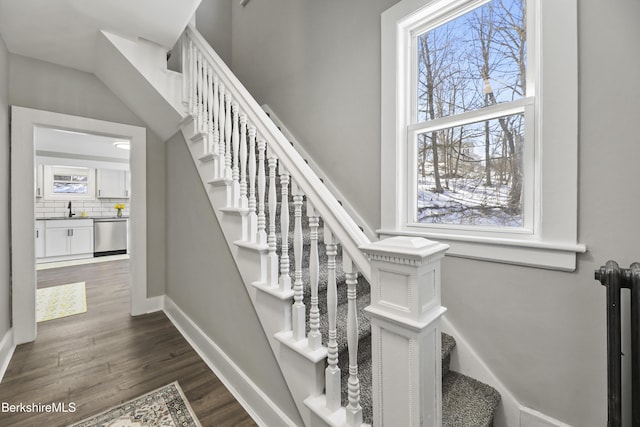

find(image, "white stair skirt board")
[441,316,572,427]
[441,316,520,427]
[162,296,300,427]
[0,329,16,383]
[520,407,572,427]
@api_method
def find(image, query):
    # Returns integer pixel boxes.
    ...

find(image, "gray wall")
[165,132,302,425]
[231,0,394,230]
[229,0,640,425]
[196,0,232,66]
[8,54,166,298]
[0,36,10,340]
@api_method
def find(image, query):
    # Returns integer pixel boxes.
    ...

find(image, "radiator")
[595,261,640,427]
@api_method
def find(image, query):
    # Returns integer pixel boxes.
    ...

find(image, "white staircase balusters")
[191,41,197,118]
[181,37,189,109]
[206,66,214,154]
[202,57,209,143]
[267,151,279,287]
[324,226,341,411]
[196,51,203,134]
[212,73,220,178]
[231,103,241,207]
[248,126,258,243]
[307,202,322,351]
[278,167,291,293]
[239,113,249,211]
[256,138,267,246]
[193,49,200,128]
[344,255,363,426]
[217,82,226,182]
[188,39,195,116]
[224,89,232,186]
[291,180,305,341]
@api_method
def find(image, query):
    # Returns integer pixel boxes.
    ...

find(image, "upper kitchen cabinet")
[97,169,130,199]
[35,164,44,198]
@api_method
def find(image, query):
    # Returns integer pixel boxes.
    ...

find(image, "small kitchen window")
[44,165,96,200]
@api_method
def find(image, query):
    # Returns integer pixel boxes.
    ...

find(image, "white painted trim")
[261,105,377,241]
[10,106,147,345]
[520,407,571,427]
[162,296,299,427]
[0,328,16,383]
[441,316,520,427]
[142,295,165,314]
[444,316,572,426]
[380,0,582,271]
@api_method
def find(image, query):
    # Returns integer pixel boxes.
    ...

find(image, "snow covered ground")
[417,175,523,227]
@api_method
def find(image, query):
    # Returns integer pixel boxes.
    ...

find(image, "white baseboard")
[520,407,571,427]
[143,295,164,313]
[162,296,299,427]
[0,328,16,383]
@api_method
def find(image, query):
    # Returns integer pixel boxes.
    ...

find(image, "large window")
[380,0,584,270]
[412,0,529,228]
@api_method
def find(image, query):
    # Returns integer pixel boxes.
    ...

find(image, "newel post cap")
[361,236,449,265]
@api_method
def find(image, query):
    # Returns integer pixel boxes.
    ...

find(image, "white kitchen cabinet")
[45,227,71,257]
[35,220,45,258]
[69,226,94,254]
[44,219,94,260]
[35,164,44,198]
[97,169,129,199]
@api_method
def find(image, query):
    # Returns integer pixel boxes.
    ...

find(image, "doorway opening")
[11,107,152,345]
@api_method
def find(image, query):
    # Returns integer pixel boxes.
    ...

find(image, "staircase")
[104,23,502,427]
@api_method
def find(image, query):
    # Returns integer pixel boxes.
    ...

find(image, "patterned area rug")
[68,382,202,427]
[36,282,87,322]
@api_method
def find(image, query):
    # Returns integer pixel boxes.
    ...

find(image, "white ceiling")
[35,126,130,161]
[0,0,200,72]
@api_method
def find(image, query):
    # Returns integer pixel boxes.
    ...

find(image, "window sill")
[377,228,587,271]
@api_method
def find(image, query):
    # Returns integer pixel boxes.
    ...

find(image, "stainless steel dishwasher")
[94,218,128,256]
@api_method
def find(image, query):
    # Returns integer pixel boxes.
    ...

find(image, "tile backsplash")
[35,198,130,219]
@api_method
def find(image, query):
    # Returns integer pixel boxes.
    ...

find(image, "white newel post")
[361,236,449,427]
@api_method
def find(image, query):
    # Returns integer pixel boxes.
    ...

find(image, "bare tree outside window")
[415,0,526,227]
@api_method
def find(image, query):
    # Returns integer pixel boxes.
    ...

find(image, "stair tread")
[442,332,457,358]
[442,371,501,427]
[442,332,457,378]
[335,332,499,426]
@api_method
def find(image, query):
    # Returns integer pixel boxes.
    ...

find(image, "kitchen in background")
[34,127,131,265]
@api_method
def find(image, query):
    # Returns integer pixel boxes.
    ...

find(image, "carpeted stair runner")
[272,187,500,426]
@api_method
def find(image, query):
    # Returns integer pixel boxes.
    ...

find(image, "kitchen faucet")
[68,201,75,218]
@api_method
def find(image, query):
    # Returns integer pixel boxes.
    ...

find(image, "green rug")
[68,382,202,427]
[36,282,87,322]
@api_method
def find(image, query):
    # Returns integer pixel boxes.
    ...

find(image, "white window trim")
[379,0,585,271]
[43,165,96,200]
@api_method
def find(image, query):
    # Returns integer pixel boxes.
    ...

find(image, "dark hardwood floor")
[0,260,257,427]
